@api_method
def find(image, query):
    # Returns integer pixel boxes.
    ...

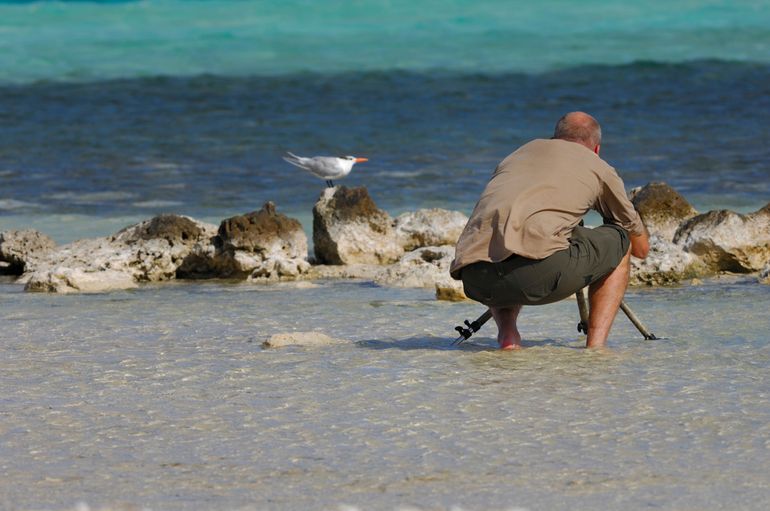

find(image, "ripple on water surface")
[0,278,768,510]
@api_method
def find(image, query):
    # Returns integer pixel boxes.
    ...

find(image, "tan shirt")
[450,138,644,279]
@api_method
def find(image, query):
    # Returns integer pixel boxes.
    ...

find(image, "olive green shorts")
[460,225,630,307]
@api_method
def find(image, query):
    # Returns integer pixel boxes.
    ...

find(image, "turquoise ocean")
[1,1,769,510]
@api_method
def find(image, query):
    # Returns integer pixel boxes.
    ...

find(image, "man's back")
[450,138,642,278]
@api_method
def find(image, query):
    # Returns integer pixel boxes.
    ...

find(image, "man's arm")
[630,224,650,259]
[594,168,650,259]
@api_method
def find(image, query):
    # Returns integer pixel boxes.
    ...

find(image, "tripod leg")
[576,287,657,341]
[452,309,493,345]
[619,301,658,340]
[576,287,589,334]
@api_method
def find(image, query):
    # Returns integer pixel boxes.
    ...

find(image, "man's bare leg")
[490,304,523,350]
[586,249,631,348]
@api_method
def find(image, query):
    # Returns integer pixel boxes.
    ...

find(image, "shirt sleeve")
[593,167,645,236]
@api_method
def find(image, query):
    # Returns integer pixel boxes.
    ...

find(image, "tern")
[282,152,368,187]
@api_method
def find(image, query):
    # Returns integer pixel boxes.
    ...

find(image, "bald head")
[553,112,602,151]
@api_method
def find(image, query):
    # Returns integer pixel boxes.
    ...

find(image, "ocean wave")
[131,200,184,209]
[1,57,767,89]
[45,191,137,204]
[0,198,39,211]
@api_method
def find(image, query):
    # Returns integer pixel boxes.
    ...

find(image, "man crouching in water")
[450,112,650,349]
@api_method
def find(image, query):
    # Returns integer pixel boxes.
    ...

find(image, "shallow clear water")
[1,276,769,510]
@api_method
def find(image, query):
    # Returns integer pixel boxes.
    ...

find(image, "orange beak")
[355,157,368,163]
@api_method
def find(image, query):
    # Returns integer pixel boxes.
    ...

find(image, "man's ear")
[594,144,601,155]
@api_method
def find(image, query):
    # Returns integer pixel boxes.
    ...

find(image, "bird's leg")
[326,180,334,188]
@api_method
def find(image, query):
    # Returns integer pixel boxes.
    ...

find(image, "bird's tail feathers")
[282,151,304,167]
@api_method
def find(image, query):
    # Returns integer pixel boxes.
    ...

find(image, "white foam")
[0,199,38,211]
[132,200,185,209]
[46,191,136,204]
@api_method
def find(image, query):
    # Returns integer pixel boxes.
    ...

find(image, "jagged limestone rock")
[629,182,698,241]
[374,246,455,288]
[22,215,217,293]
[194,202,310,280]
[630,235,700,286]
[673,203,770,273]
[0,229,57,274]
[313,186,403,265]
[393,208,468,251]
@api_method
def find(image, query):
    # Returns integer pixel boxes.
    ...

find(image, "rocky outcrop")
[673,204,770,273]
[0,229,57,274]
[372,245,469,301]
[111,214,215,282]
[19,206,312,293]
[313,186,403,265]
[625,182,770,285]
[374,246,455,288]
[183,202,310,281]
[22,215,217,293]
[630,182,698,241]
[393,208,468,251]
[630,235,699,286]
[7,182,770,294]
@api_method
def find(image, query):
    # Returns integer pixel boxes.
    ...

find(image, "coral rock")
[393,208,468,251]
[313,186,403,265]
[630,182,698,241]
[0,229,57,274]
[673,203,770,273]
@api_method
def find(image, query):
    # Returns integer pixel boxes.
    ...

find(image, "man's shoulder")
[499,138,562,164]
[499,139,615,178]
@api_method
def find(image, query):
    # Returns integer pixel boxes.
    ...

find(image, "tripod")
[452,288,658,345]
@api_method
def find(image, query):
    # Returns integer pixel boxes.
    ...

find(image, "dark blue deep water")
[2,60,769,240]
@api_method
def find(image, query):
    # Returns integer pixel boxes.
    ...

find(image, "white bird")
[282,152,368,188]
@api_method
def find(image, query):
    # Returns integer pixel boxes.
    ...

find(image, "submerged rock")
[630,182,698,241]
[25,267,138,294]
[262,331,346,348]
[312,186,403,265]
[393,208,468,251]
[0,229,57,275]
[673,203,770,273]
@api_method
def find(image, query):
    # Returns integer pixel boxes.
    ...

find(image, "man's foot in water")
[498,331,522,350]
